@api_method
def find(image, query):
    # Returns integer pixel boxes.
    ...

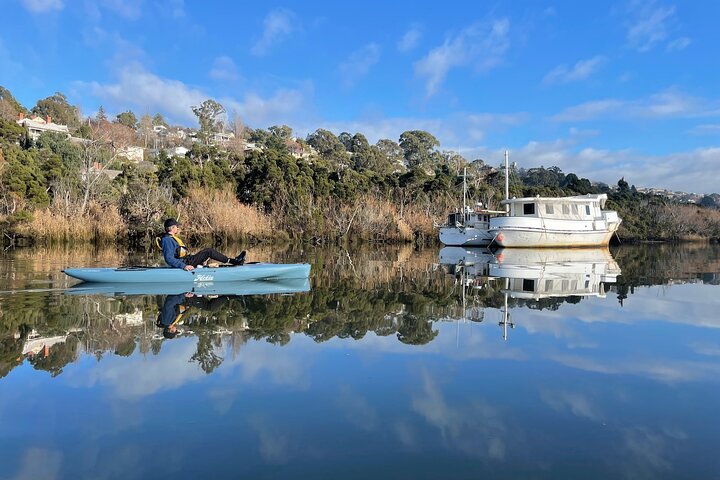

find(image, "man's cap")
[164,218,179,231]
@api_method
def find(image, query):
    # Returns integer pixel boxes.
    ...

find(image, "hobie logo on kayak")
[194,274,214,282]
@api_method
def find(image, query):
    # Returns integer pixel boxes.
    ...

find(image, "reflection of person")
[160,218,246,271]
[156,293,230,339]
[156,293,190,339]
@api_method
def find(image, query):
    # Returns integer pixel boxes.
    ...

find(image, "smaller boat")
[438,166,505,246]
[63,262,311,283]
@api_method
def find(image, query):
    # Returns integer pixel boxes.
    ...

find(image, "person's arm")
[161,236,186,269]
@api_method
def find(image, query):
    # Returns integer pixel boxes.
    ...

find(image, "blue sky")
[2,0,719,193]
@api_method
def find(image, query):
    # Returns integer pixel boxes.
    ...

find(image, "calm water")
[1,243,719,479]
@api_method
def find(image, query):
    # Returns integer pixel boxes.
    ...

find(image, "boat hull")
[491,227,616,247]
[439,227,494,246]
[63,263,311,283]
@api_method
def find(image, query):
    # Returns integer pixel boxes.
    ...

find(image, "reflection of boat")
[439,247,494,277]
[63,262,311,283]
[490,248,621,299]
[489,194,622,247]
[65,278,311,296]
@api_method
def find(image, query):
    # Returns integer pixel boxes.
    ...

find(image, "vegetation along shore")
[1,86,719,248]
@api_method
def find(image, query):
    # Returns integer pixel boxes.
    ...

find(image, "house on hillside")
[117,145,144,163]
[16,113,70,141]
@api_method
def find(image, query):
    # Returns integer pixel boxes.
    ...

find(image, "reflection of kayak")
[65,277,311,296]
[63,262,311,283]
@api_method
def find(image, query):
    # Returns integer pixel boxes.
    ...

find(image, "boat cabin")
[501,194,609,220]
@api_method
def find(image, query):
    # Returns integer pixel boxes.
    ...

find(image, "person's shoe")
[231,250,246,266]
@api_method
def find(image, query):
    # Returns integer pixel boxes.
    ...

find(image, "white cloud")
[209,56,239,81]
[626,1,677,52]
[76,63,312,128]
[689,124,720,135]
[99,0,144,19]
[541,390,603,421]
[20,0,63,13]
[251,8,295,56]
[339,43,381,87]
[552,89,720,122]
[306,111,528,149]
[473,140,720,195]
[666,36,691,51]
[543,56,606,85]
[398,26,422,52]
[414,19,511,98]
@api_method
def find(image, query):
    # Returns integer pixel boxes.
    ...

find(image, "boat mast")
[504,150,510,213]
[463,166,467,217]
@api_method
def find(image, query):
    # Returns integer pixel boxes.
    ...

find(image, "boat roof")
[501,193,608,207]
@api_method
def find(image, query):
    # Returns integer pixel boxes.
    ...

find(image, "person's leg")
[183,248,230,267]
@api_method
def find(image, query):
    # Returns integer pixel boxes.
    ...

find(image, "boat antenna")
[504,150,510,213]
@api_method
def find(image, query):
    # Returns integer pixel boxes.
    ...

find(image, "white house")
[117,145,144,163]
[16,114,70,141]
[170,146,189,157]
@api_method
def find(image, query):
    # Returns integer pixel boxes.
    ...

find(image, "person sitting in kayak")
[160,218,246,271]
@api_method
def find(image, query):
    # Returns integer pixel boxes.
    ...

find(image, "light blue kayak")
[65,277,311,296]
[63,262,311,283]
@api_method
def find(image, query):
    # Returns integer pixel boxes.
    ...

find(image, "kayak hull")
[63,263,311,283]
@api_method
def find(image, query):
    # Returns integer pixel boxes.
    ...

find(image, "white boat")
[489,194,622,248]
[438,167,505,246]
[439,207,506,246]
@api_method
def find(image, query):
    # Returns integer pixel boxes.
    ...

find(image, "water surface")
[1,243,719,479]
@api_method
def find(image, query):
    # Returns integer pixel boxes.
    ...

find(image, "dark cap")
[164,218,179,231]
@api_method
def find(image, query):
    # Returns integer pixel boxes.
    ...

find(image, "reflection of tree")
[190,333,224,374]
[0,337,23,378]
[397,315,438,345]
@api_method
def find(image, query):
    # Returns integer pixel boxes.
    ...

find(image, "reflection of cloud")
[411,371,507,459]
[540,389,603,421]
[393,419,419,449]
[549,352,720,384]
[621,427,673,475]
[336,385,377,431]
[8,448,63,480]
[248,416,290,464]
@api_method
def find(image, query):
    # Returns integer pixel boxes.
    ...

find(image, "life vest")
[155,234,189,258]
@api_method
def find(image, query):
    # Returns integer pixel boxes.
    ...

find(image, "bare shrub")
[178,187,274,242]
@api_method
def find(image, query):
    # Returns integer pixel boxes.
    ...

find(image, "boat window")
[562,204,570,215]
[522,279,535,291]
[572,204,578,215]
[545,204,554,215]
[585,205,591,215]
[523,203,535,215]
[545,280,553,291]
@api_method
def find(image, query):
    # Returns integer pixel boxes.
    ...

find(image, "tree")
[31,92,80,129]
[0,86,27,121]
[115,110,138,130]
[192,99,225,144]
[268,125,292,140]
[306,129,349,166]
[399,130,440,169]
[96,106,107,122]
[138,113,153,148]
[152,113,168,127]
[376,139,403,168]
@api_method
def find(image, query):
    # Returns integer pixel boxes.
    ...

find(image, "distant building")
[211,131,235,145]
[16,113,70,141]
[117,145,144,163]
[170,146,189,157]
